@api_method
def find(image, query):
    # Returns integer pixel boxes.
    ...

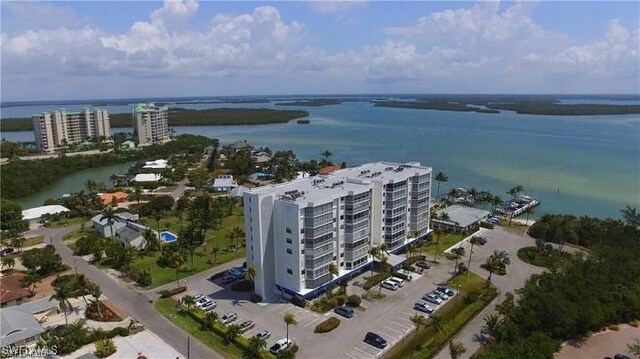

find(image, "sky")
[1,1,639,101]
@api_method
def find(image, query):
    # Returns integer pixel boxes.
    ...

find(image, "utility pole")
[187,335,190,359]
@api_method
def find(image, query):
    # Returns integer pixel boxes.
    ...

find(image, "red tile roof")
[319,165,341,175]
[0,274,31,305]
[100,192,129,205]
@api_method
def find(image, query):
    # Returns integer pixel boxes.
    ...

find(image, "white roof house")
[133,173,163,183]
[212,175,237,192]
[142,159,170,170]
[22,205,70,221]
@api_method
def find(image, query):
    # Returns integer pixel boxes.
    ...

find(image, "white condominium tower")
[32,108,110,154]
[244,161,432,300]
[132,103,170,145]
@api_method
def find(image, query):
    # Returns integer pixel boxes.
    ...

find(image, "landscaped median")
[154,298,276,359]
[384,272,498,359]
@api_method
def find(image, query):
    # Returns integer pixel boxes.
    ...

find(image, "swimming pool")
[159,231,178,243]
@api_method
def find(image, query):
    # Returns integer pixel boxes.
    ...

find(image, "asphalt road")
[38,225,223,359]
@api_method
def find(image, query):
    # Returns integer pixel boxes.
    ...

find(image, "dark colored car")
[334,305,355,318]
[415,260,431,269]
[364,332,387,349]
[437,286,455,297]
[0,248,15,256]
[613,355,631,359]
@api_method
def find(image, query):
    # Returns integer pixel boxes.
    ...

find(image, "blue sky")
[1,1,639,101]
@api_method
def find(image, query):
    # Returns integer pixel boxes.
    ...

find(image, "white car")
[380,280,399,291]
[196,298,212,308]
[254,330,271,340]
[388,277,405,287]
[422,293,443,305]
[269,339,292,354]
[201,301,217,312]
[221,312,238,324]
[414,301,434,314]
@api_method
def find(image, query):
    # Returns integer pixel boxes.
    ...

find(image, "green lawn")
[386,272,498,359]
[416,233,464,257]
[23,236,44,247]
[47,216,90,228]
[131,206,246,288]
[499,220,529,234]
[517,247,573,271]
[154,298,245,359]
[63,228,93,241]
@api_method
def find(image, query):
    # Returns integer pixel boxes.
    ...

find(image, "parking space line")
[278,306,293,314]
[345,353,360,359]
[383,325,403,335]
[390,321,411,330]
[354,347,376,358]
[302,317,322,327]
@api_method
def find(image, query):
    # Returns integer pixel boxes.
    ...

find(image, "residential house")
[0,298,58,349]
[211,175,237,193]
[430,205,490,233]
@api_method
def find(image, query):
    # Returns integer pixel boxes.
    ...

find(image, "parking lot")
[179,227,532,358]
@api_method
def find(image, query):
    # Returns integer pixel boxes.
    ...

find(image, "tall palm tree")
[466,237,480,273]
[283,312,298,344]
[409,314,426,359]
[525,206,535,226]
[245,266,257,297]
[230,226,245,251]
[211,246,220,264]
[468,187,479,204]
[482,313,502,341]
[432,227,444,263]
[100,206,118,240]
[449,340,467,359]
[621,206,640,228]
[75,274,91,305]
[430,315,445,347]
[320,150,333,165]
[484,256,501,285]
[434,172,449,201]
[182,294,196,311]
[50,285,73,325]
[167,252,185,287]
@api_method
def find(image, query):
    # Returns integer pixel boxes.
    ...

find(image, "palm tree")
[320,150,333,165]
[434,172,449,201]
[167,252,185,287]
[204,311,219,330]
[621,206,640,228]
[245,266,257,297]
[50,285,73,325]
[482,313,502,340]
[468,187,479,204]
[85,179,98,193]
[100,207,118,240]
[11,236,24,253]
[409,314,426,359]
[225,324,242,343]
[484,256,501,285]
[430,315,445,347]
[524,206,535,226]
[491,194,503,213]
[75,274,91,305]
[132,184,143,205]
[182,294,196,311]
[87,283,103,319]
[211,246,220,264]
[283,312,298,344]
[248,336,267,357]
[466,237,480,273]
[432,227,445,263]
[449,340,467,359]
[1,256,15,269]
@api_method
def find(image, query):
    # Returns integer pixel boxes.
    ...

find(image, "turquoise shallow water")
[4,101,639,219]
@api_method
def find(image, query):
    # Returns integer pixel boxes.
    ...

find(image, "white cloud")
[308,1,367,15]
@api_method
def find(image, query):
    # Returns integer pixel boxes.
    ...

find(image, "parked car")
[414,301,434,314]
[239,320,255,333]
[437,286,455,297]
[380,280,399,291]
[388,277,405,287]
[613,355,631,359]
[433,289,450,300]
[269,339,292,354]
[201,301,217,312]
[228,267,247,277]
[194,294,204,301]
[334,305,355,318]
[422,293,443,305]
[364,332,387,349]
[221,275,238,284]
[0,248,15,256]
[221,312,238,324]
[476,237,488,245]
[196,299,212,308]
[415,260,431,269]
[254,330,271,340]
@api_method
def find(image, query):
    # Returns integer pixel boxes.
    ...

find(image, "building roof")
[100,192,129,205]
[0,274,31,306]
[91,212,138,225]
[13,297,58,315]
[230,186,250,198]
[0,307,45,346]
[213,176,236,189]
[116,226,144,247]
[22,205,70,221]
[247,161,431,207]
[134,103,167,112]
[319,165,341,175]
[228,140,250,149]
[142,159,170,169]
[435,205,491,228]
[133,173,162,182]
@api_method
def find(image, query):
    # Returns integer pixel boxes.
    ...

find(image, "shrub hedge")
[314,317,341,333]
[250,294,262,303]
[347,295,361,307]
[160,286,187,298]
[363,272,391,290]
[479,221,494,229]
[291,296,307,308]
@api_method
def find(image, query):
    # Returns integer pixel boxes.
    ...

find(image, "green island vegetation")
[517,245,574,271]
[296,119,310,124]
[386,272,498,359]
[0,134,215,199]
[0,108,309,132]
[474,210,640,358]
[374,100,500,114]
[373,97,640,116]
[276,99,342,107]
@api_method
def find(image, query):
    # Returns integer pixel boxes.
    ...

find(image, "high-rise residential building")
[243,161,432,300]
[32,108,110,154]
[132,103,169,145]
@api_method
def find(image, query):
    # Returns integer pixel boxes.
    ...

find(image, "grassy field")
[517,247,573,271]
[23,236,44,247]
[47,217,90,228]
[416,233,464,257]
[155,298,245,359]
[130,206,246,288]
[385,272,498,359]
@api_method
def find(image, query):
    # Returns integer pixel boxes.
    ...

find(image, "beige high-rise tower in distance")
[32,108,111,154]
[132,103,170,145]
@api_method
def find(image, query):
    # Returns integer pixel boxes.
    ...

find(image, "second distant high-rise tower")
[132,103,170,145]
